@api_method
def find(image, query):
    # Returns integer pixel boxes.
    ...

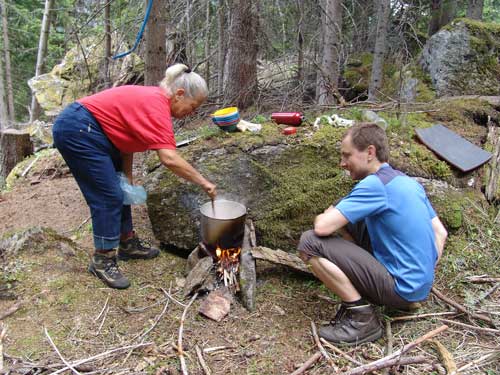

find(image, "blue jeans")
[52,102,133,250]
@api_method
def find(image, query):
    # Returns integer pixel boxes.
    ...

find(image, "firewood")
[251,246,311,274]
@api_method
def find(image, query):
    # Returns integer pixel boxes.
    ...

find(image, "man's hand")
[202,181,217,200]
[432,216,448,263]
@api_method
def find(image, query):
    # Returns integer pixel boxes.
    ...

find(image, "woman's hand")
[202,181,217,200]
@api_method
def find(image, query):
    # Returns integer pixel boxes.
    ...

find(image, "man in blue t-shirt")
[298,123,448,345]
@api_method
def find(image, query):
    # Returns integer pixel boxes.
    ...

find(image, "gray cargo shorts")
[298,222,412,309]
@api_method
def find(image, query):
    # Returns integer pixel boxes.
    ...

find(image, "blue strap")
[112,0,154,60]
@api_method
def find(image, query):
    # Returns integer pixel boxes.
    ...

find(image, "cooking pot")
[200,199,247,250]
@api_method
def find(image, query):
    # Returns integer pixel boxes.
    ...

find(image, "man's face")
[340,135,371,180]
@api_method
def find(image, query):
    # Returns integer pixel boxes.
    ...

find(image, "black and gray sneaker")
[319,303,383,345]
[88,252,130,289]
[118,235,160,261]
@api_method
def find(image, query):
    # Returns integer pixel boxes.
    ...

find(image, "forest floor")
[0,146,499,375]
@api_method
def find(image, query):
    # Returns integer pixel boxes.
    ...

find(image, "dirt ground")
[0,152,499,375]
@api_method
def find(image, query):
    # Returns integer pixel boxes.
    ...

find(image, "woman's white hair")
[160,63,208,99]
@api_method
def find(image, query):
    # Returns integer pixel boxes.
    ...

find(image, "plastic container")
[271,112,304,126]
[211,107,240,132]
[117,172,147,205]
[361,110,387,130]
[283,126,297,135]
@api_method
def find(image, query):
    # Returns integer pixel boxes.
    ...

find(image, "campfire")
[215,245,241,291]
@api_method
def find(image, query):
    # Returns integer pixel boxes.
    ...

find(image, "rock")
[183,256,214,297]
[419,19,500,97]
[199,287,233,322]
[28,34,144,118]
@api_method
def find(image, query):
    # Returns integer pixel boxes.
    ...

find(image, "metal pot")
[200,199,247,250]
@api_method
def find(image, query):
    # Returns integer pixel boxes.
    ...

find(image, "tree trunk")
[217,0,227,98]
[0,129,33,187]
[0,1,7,129]
[352,0,373,51]
[317,0,343,106]
[224,0,258,109]
[29,0,54,123]
[439,0,457,27]
[296,0,304,87]
[144,0,166,86]
[0,0,13,123]
[368,0,390,102]
[467,0,484,20]
[428,0,442,37]
[204,0,211,88]
[103,0,111,89]
[185,0,192,63]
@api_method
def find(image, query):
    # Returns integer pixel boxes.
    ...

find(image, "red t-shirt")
[78,86,176,153]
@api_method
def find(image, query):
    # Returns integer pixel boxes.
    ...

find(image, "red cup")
[283,127,297,135]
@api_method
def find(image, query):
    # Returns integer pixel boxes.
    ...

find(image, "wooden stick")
[50,342,152,374]
[475,283,500,305]
[289,351,322,375]
[344,325,448,375]
[203,345,235,353]
[94,296,110,322]
[310,321,337,370]
[0,302,22,320]
[464,276,500,284]
[178,292,198,375]
[438,318,500,335]
[390,311,457,322]
[346,355,428,375]
[319,338,363,366]
[431,288,493,325]
[44,327,82,375]
[457,351,500,372]
[382,320,393,375]
[0,323,6,372]
[161,288,187,308]
[195,345,212,375]
[428,339,457,375]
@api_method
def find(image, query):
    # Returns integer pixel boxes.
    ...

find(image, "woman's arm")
[157,148,217,199]
[121,152,134,184]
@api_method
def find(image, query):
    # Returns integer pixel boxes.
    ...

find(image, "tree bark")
[0,3,7,129]
[467,0,484,20]
[428,0,442,37]
[296,0,304,87]
[103,0,111,89]
[0,0,13,123]
[317,0,343,106]
[0,129,33,187]
[217,0,227,98]
[439,0,457,27]
[368,0,390,102]
[30,0,54,123]
[144,0,166,86]
[204,0,211,88]
[224,0,258,109]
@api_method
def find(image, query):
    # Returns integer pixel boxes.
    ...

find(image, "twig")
[438,318,500,335]
[475,283,500,305]
[290,351,322,375]
[382,320,393,375]
[195,345,212,375]
[0,323,6,372]
[346,355,429,375]
[178,292,198,375]
[95,306,109,336]
[457,351,500,372]
[428,339,457,375]
[44,327,82,375]
[431,288,493,325]
[203,345,236,354]
[344,325,448,375]
[464,276,500,283]
[0,302,22,320]
[49,342,152,374]
[94,296,110,322]
[138,285,172,341]
[390,311,457,321]
[310,321,337,370]
[319,338,363,366]
[161,288,187,308]
[21,155,40,177]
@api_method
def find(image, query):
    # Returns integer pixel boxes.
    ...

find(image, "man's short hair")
[344,123,389,162]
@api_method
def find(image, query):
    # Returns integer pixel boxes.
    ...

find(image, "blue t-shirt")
[336,164,438,301]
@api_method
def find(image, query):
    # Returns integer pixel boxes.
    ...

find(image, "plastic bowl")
[211,107,240,132]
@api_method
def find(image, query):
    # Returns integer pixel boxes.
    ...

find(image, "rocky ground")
[1,110,499,374]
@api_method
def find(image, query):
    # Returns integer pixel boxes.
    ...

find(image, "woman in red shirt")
[53,64,216,289]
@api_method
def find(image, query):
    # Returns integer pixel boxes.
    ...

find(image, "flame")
[215,245,241,291]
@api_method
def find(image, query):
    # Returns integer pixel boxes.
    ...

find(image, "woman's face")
[170,89,206,118]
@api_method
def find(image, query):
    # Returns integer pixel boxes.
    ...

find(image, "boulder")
[419,19,500,97]
[28,35,144,117]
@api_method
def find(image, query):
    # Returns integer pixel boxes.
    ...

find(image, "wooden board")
[415,124,492,172]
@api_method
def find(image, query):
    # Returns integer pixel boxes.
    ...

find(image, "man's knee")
[298,229,319,263]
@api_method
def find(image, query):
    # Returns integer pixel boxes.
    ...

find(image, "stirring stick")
[211,198,216,217]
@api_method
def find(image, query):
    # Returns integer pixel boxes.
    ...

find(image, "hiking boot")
[118,235,160,261]
[88,252,130,289]
[319,303,383,346]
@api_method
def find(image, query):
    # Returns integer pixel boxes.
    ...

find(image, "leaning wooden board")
[415,124,492,172]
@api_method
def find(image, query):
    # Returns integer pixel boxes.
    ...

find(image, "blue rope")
[112,0,154,60]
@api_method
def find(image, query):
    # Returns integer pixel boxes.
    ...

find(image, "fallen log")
[250,246,311,274]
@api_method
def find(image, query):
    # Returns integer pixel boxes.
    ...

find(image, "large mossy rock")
[419,19,500,97]
[145,125,354,252]
[28,36,143,117]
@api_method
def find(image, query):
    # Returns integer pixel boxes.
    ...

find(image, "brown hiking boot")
[118,235,160,261]
[88,252,130,289]
[319,303,383,345]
